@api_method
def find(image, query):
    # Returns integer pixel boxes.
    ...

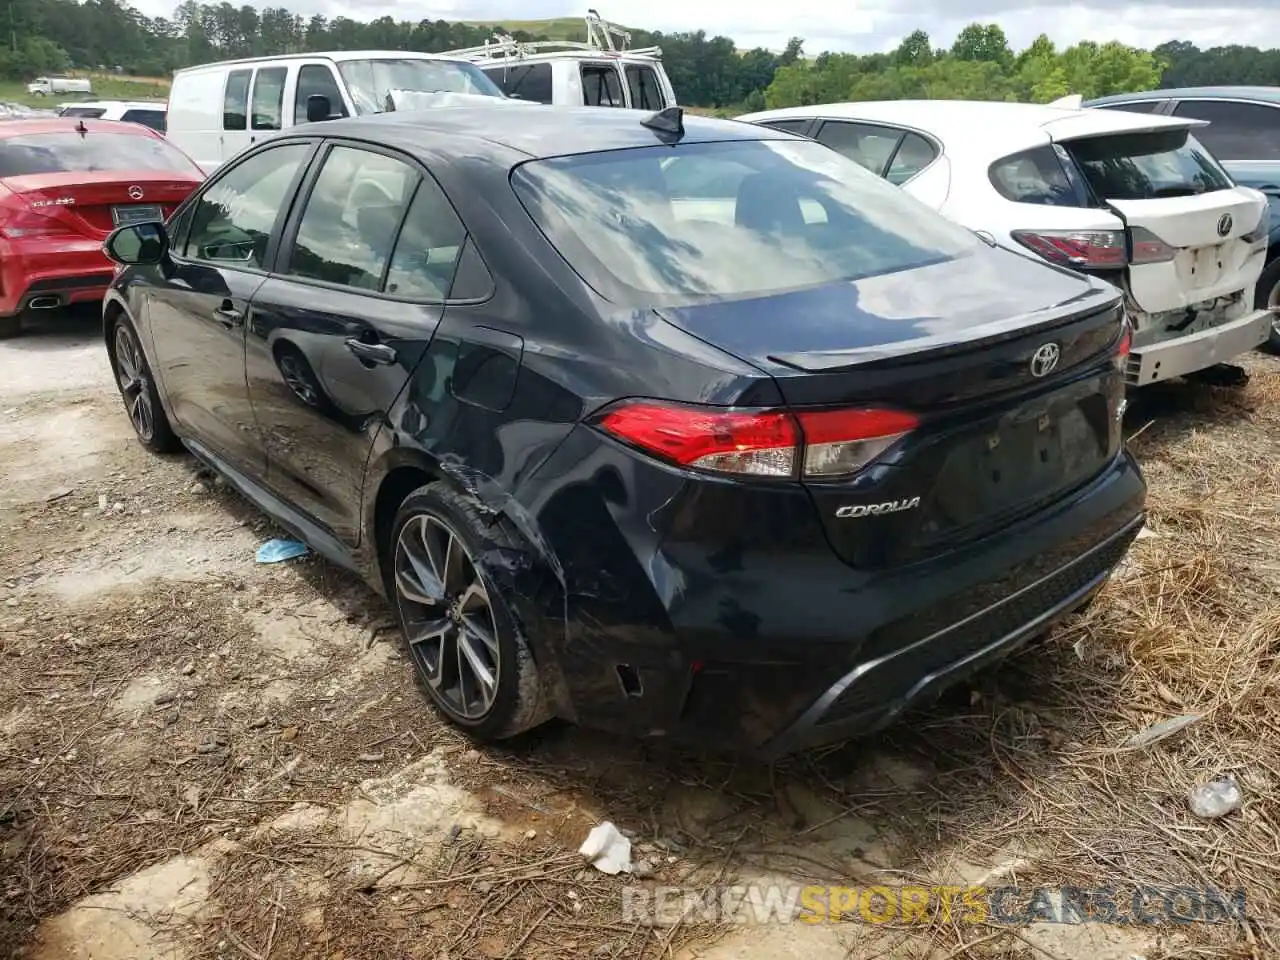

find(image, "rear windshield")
[338,58,503,114]
[511,138,981,305]
[1063,128,1233,200]
[0,130,198,177]
[58,107,105,118]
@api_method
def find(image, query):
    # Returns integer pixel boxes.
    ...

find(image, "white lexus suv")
[738,100,1273,387]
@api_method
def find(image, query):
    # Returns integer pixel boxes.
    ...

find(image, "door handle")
[344,338,397,365]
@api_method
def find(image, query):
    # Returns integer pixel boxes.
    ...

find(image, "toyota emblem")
[128,186,144,201]
[1217,213,1232,237]
[1030,342,1061,378]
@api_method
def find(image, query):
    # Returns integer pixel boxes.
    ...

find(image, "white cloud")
[129,0,1280,55]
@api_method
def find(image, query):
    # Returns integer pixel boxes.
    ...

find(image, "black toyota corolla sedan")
[101,105,1146,759]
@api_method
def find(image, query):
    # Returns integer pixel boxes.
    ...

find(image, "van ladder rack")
[444,10,663,63]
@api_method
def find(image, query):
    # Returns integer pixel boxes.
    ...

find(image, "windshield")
[0,130,200,177]
[1064,129,1233,200]
[511,138,982,306]
[338,58,503,114]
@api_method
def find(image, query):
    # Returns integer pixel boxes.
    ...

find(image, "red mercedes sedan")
[0,118,203,338]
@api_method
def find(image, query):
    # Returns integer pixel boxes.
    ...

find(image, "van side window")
[624,64,664,110]
[224,70,251,130]
[295,65,348,125]
[484,63,553,103]
[251,67,287,131]
[581,64,623,107]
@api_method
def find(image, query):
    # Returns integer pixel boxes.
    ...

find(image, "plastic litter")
[1188,775,1243,819]
[579,821,632,875]
[255,539,309,564]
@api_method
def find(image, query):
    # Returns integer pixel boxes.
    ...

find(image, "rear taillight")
[1242,206,1269,254]
[1012,230,1127,269]
[0,209,73,239]
[1128,226,1177,264]
[592,400,918,480]
[1113,322,1132,372]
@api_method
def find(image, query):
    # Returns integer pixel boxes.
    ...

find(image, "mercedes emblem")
[128,185,144,201]
[1030,342,1061,378]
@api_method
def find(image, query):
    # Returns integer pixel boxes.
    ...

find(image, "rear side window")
[759,119,812,136]
[625,64,664,110]
[386,176,467,299]
[511,139,980,306]
[1171,99,1280,161]
[483,63,553,103]
[989,146,1085,206]
[814,121,901,175]
[0,131,199,177]
[251,67,287,131]
[1064,129,1233,200]
[121,109,166,132]
[224,69,251,130]
[59,107,105,118]
[581,64,623,107]
[885,133,937,185]
[295,65,348,124]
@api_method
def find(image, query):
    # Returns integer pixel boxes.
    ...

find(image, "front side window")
[581,64,624,107]
[0,130,200,177]
[512,139,981,306]
[184,143,310,267]
[337,58,503,115]
[223,69,251,130]
[815,121,903,176]
[295,65,349,124]
[1063,128,1234,200]
[287,146,418,290]
[625,64,664,110]
[483,63,553,103]
[251,67,287,131]
[1172,99,1280,161]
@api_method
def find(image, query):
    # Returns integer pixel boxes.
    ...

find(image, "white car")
[738,100,1274,386]
[57,100,166,132]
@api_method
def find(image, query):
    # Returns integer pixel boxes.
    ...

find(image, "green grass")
[0,74,169,108]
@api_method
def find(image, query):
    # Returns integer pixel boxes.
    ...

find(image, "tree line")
[2,0,1279,111]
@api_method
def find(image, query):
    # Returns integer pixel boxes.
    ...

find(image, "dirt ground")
[2,310,1279,960]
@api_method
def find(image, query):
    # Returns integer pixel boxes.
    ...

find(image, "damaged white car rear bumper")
[1126,307,1274,386]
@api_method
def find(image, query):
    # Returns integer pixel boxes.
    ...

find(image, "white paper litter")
[578,821,632,875]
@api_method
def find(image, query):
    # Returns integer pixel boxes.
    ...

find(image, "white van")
[446,12,677,110]
[165,51,507,172]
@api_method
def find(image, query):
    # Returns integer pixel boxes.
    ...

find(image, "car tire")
[1255,256,1280,354]
[387,483,551,742]
[109,314,182,454]
[0,314,21,340]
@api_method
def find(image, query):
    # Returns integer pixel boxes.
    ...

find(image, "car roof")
[0,117,159,139]
[175,50,467,74]
[1088,86,1280,106]
[310,106,783,161]
[737,99,1199,156]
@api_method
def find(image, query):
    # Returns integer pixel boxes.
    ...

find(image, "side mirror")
[306,94,331,123]
[104,221,168,266]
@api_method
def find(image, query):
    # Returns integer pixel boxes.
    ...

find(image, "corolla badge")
[128,185,144,200]
[1030,342,1061,378]
[1217,213,1232,237]
[835,497,921,519]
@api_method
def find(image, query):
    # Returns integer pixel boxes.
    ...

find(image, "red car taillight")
[592,401,919,479]
[1113,321,1132,373]
[0,209,73,239]
[1012,227,1178,268]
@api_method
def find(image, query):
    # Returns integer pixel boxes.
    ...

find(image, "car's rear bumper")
[1126,307,1273,385]
[0,239,113,316]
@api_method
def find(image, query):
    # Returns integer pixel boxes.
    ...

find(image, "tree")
[893,30,933,67]
[950,23,1013,69]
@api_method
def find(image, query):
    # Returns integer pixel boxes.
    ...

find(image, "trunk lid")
[1,172,194,238]
[655,249,1128,568]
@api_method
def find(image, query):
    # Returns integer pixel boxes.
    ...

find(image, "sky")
[129,0,1280,55]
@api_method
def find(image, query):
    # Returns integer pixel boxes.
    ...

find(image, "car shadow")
[6,306,101,350]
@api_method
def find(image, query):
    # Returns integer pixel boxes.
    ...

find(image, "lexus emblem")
[1030,342,1061,378]
[1217,213,1232,237]
[128,185,144,200]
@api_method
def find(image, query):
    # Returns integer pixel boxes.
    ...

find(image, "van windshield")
[338,58,504,113]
